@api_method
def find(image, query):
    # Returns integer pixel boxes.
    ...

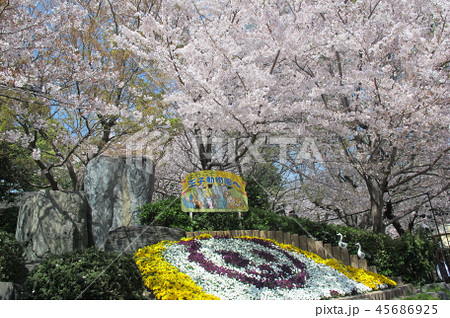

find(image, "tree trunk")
[34,159,59,190]
[384,200,405,236]
[366,177,385,233]
[194,128,213,170]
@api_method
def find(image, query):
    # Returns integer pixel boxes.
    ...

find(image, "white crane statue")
[337,233,348,249]
[355,243,371,259]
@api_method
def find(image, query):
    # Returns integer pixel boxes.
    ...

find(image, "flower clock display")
[134,234,396,300]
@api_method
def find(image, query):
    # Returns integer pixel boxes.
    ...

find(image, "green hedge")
[0,230,28,284]
[22,247,145,299]
[138,199,438,285]
[0,206,19,235]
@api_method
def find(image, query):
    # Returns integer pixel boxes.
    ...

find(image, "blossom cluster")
[134,234,396,300]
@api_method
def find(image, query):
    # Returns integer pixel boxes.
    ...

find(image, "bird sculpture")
[337,233,348,249]
[355,243,371,259]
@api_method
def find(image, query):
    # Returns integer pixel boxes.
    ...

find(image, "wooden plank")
[299,235,308,250]
[252,230,260,238]
[209,231,217,237]
[307,237,316,254]
[350,254,359,269]
[323,243,333,259]
[223,230,231,237]
[244,230,253,237]
[259,231,268,239]
[359,259,368,271]
[368,266,377,274]
[267,231,276,241]
[291,234,300,249]
[341,249,351,265]
[332,246,341,261]
[186,232,194,238]
[283,232,292,245]
[275,231,284,244]
[316,241,325,259]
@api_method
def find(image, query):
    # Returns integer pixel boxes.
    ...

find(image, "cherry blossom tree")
[118,0,449,233]
[0,0,169,191]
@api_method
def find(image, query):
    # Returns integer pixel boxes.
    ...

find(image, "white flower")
[162,237,370,300]
[31,148,41,160]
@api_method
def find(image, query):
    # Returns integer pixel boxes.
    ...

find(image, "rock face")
[15,190,89,263]
[0,282,22,300]
[104,226,186,255]
[84,156,155,248]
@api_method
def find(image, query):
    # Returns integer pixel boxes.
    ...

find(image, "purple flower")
[252,249,278,262]
[216,250,251,268]
[176,237,308,290]
[330,290,339,297]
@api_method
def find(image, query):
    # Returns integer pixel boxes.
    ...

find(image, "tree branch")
[270,49,281,75]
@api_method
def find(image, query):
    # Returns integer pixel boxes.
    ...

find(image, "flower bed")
[134,234,396,300]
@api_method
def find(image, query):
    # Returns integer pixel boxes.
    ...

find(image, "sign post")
[181,170,248,213]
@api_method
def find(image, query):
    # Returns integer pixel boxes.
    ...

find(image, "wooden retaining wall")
[185,229,377,273]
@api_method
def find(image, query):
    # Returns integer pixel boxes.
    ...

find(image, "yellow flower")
[133,240,219,300]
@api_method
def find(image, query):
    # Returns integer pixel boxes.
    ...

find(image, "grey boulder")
[84,155,155,248]
[104,226,186,255]
[0,282,22,300]
[15,190,89,263]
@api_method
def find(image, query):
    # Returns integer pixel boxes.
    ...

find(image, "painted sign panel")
[181,170,248,212]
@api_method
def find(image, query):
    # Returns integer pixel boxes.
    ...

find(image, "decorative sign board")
[181,170,248,212]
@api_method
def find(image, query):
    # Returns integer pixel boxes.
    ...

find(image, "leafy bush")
[138,197,242,231]
[138,197,192,229]
[0,206,19,234]
[0,230,27,284]
[22,247,145,299]
[392,231,437,284]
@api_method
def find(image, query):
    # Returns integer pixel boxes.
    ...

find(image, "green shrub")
[138,197,193,229]
[0,230,27,284]
[392,231,437,284]
[0,206,19,234]
[22,247,145,300]
[138,197,243,231]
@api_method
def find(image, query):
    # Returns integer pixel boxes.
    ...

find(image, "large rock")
[15,190,89,263]
[0,282,22,300]
[104,226,186,255]
[84,156,155,248]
